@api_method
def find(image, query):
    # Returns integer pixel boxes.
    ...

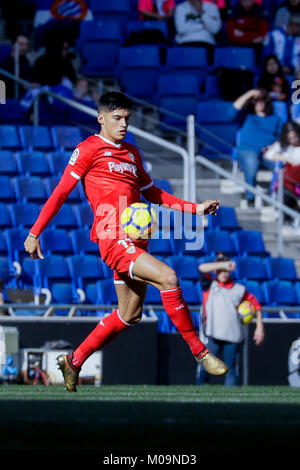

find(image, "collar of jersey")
[95,134,122,148]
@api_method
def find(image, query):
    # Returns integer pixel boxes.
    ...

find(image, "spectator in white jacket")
[174,0,221,63]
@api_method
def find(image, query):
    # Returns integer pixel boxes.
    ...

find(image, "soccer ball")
[237,300,256,324]
[120,203,158,239]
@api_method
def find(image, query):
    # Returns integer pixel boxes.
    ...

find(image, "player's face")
[98,108,130,143]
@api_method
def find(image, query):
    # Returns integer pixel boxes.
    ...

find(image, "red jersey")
[30,134,197,241]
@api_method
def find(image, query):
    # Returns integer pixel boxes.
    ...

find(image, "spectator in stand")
[263,13,300,75]
[263,121,300,221]
[257,54,290,102]
[228,88,283,206]
[197,252,264,386]
[33,39,77,89]
[73,77,94,104]
[0,33,35,98]
[174,0,221,64]
[274,0,300,29]
[226,0,269,56]
[133,0,176,42]
[138,0,175,20]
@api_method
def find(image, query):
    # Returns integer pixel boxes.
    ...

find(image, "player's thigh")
[132,252,178,290]
[115,278,148,323]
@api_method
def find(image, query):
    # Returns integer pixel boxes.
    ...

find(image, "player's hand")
[196,200,220,216]
[24,234,44,260]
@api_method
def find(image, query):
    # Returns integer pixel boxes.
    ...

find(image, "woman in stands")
[228,87,283,207]
[263,120,300,221]
[24,91,228,392]
[257,54,290,102]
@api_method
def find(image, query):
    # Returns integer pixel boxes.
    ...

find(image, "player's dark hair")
[98,92,133,113]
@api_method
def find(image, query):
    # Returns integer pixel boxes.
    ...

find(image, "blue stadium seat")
[81,41,121,77]
[40,228,74,255]
[0,203,12,228]
[0,176,16,201]
[97,279,119,305]
[49,204,78,229]
[35,254,71,287]
[51,126,82,151]
[19,125,54,151]
[47,151,70,175]
[207,206,241,231]
[75,204,94,227]
[232,230,269,257]
[265,257,298,282]
[0,150,19,175]
[70,228,99,254]
[118,46,161,100]
[13,176,47,203]
[0,99,26,124]
[196,100,239,156]
[165,46,208,81]
[236,256,268,281]
[264,280,299,306]
[159,95,198,129]
[172,229,205,256]
[50,282,79,307]
[213,47,256,72]
[78,19,124,47]
[0,232,8,256]
[78,20,124,77]
[126,20,168,44]
[169,255,200,280]
[0,256,16,287]
[45,175,83,202]
[90,0,132,25]
[144,283,162,304]
[156,73,201,99]
[181,280,200,304]
[244,280,267,306]
[4,227,29,262]
[0,125,22,150]
[10,202,40,227]
[20,257,36,288]
[16,151,51,176]
[68,254,105,289]
[148,232,174,256]
[0,43,11,62]
[204,230,237,257]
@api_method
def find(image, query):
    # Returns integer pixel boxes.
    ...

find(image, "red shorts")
[98,236,148,283]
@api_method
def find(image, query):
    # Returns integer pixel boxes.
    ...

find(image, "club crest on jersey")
[108,161,137,177]
[69,148,80,165]
[129,152,135,162]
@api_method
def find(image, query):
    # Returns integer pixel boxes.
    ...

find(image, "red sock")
[72,309,130,368]
[160,287,206,356]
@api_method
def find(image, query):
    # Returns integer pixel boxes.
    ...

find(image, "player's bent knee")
[159,267,179,291]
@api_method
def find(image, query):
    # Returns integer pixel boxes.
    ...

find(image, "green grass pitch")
[0,385,300,459]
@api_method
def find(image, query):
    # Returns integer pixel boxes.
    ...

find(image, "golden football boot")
[56,354,80,392]
[196,349,228,376]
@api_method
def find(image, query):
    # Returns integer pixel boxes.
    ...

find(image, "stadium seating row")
[0,224,272,259]
[0,124,82,151]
